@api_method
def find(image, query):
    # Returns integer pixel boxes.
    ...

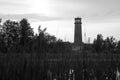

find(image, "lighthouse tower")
[73,17,82,50]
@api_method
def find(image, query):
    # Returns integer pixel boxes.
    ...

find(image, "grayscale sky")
[0,0,120,42]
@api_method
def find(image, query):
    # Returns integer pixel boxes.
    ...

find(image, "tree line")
[92,34,120,53]
[0,18,120,54]
[0,18,72,54]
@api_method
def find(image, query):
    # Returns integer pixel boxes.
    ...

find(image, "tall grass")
[0,53,119,80]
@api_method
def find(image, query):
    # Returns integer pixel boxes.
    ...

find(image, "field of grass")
[0,52,119,80]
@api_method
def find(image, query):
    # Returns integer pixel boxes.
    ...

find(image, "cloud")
[0,0,120,23]
[51,0,120,23]
[0,14,62,22]
[0,0,28,7]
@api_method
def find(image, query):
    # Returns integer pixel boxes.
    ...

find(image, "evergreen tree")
[19,18,34,53]
[93,34,104,53]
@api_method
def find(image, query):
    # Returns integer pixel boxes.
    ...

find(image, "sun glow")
[29,0,52,16]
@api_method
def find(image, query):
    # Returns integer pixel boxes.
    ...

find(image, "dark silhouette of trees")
[0,18,72,54]
[93,34,117,53]
[36,26,48,53]
[103,36,117,53]
[1,18,120,54]
[93,34,104,53]
[0,20,20,53]
[19,18,34,53]
[116,41,120,53]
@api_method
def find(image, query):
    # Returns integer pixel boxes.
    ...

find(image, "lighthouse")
[73,17,82,50]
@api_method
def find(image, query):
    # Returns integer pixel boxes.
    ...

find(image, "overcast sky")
[0,0,120,42]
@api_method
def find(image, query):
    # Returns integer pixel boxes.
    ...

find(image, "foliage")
[93,34,117,53]
[0,20,20,53]
[93,34,104,53]
[1,18,120,54]
[19,18,34,53]
[103,36,117,52]
[116,41,120,53]
[0,18,72,54]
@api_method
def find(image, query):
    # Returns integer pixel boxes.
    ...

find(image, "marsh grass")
[0,53,119,80]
